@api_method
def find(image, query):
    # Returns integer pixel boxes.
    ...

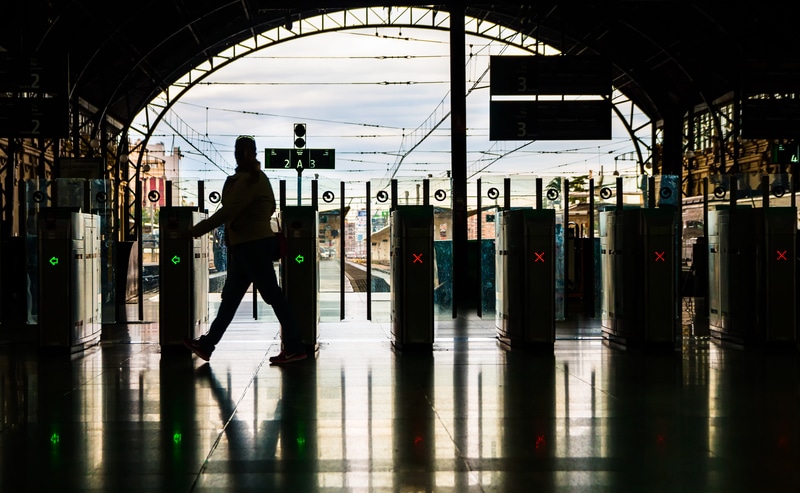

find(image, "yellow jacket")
[189,169,276,246]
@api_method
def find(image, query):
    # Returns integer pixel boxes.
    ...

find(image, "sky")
[133,24,647,201]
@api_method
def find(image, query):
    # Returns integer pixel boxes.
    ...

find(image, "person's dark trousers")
[203,236,304,354]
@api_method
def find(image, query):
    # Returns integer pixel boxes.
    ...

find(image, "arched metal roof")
[4,1,798,136]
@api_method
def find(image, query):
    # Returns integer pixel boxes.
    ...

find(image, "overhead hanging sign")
[264,148,335,170]
[489,100,611,140]
[490,55,610,96]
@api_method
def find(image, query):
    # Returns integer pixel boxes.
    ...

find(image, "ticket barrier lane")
[600,208,677,348]
[390,205,434,351]
[37,207,102,352]
[158,207,208,348]
[708,207,796,347]
[280,206,320,353]
[495,208,556,351]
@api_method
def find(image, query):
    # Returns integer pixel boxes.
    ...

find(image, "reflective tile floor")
[2,302,800,492]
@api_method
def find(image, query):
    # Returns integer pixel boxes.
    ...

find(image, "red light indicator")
[654,251,665,262]
[534,251,545,263]
[412,253,423,264]
[535,434,546,449]
[777,250,788,261]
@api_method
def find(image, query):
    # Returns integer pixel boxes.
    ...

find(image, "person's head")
[234,135,258,169]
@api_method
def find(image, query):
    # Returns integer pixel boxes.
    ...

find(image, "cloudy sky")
[135,25,646,200]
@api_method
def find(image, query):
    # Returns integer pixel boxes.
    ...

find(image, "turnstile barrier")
[600,208,677,347]
[708,207,796,346]
[280,206,320,353]
[495,208,556,349]
[390,205,434,350]
[38,207,102,351]
[159,207,208,347]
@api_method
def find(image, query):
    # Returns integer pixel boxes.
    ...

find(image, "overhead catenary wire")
[145,29,643,183]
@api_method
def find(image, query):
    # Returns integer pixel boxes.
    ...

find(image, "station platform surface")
[1,295,799,492]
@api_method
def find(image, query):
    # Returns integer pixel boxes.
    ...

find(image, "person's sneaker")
[270,351,307,365]
[183,338,212,361]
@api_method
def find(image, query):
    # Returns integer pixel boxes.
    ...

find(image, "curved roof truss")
[125,6,651,180]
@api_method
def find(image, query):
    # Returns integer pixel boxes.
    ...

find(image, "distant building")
[128,140,182,209]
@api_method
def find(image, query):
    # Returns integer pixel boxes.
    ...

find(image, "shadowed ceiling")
[3,1,798,135]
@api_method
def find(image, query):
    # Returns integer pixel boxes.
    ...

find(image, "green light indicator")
[173,432,182,445]
[296,422,307,454]
[50,432,60,445]
[294,254,305,264]
[49,256,59,266]
[171,255,181,265]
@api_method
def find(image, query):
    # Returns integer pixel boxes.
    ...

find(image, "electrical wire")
[174,101,405,131]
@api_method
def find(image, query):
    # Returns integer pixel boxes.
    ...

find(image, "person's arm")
[264,175,276,224]
[187,177,255,237]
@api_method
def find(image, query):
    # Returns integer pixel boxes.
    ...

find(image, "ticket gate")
[159,207,208,347]
[37,207,102,352]
[600,208,677,348]
[495,208,556,350]
[390,205,434,351]
[279,206,320,353]
[708,207,796,346]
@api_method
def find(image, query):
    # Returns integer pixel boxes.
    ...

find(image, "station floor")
[2,296,800,492]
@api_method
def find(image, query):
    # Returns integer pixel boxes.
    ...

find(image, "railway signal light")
[294,123,306,149]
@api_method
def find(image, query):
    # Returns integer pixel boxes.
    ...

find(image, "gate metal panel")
[280,206,320,352]
[390,205,434,350]
[158,207,208,347]
[38,208,102,352]
[496,208,555,349]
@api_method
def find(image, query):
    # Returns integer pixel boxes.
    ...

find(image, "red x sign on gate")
[654,251,665,262]
[534,252,545,263]
[777,250,788,261]
[412,253,423,264]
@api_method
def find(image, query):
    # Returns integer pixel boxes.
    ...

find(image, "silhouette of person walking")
[183,135,306,365]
